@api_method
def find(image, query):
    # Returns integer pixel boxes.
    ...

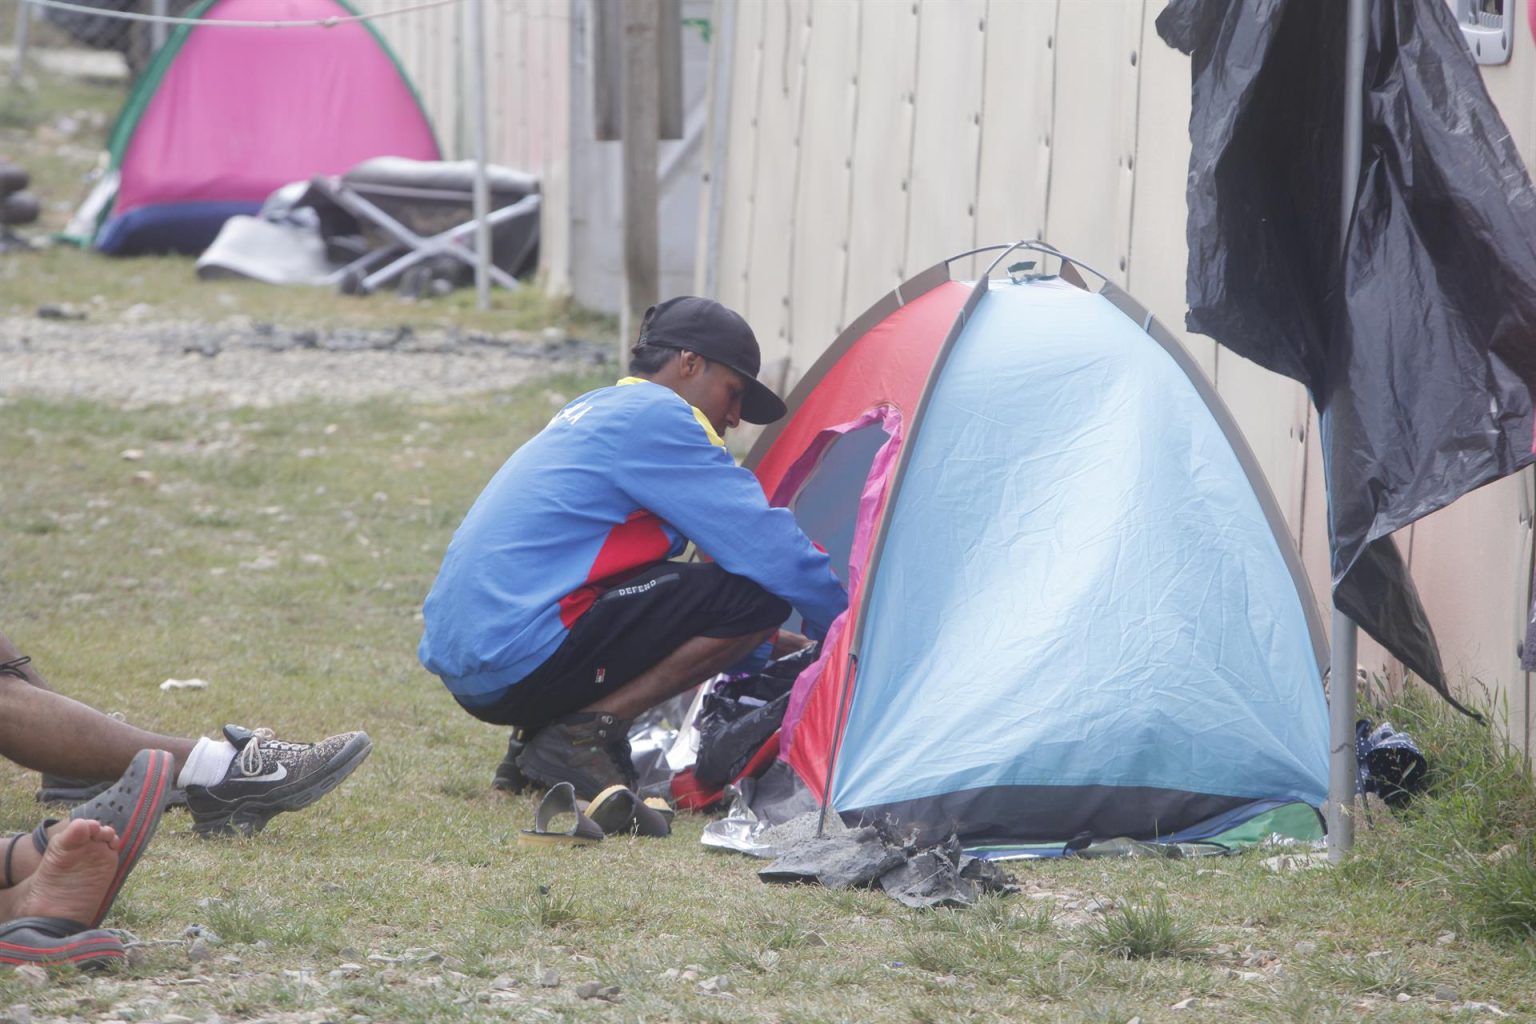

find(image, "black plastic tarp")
[1157,0,1536,714]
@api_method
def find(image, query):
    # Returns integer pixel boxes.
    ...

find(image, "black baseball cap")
[638,296,787,424]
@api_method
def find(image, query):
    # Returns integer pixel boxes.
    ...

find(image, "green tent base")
[965,802,1325,861]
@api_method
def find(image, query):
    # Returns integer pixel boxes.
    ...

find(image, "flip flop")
[585,785,674,838]
[29,749,173,928]
[0,916,124,970]
[517,782,605,847]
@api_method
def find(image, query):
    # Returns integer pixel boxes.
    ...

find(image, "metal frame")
[306,177,540,295]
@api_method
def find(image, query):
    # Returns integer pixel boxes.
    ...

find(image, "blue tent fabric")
[94,200,260,256]
[832,278,1329,842]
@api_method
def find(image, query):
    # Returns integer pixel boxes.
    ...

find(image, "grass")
[1083,893,1209,961]
[3,379,1536,1022]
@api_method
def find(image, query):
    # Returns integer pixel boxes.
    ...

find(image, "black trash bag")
[693,643,820,788]
[1157,0,1536,718]
[694,691,790,789]
[1355,719,1428,808]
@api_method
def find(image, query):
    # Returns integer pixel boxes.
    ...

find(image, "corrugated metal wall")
[700,0,1536,753]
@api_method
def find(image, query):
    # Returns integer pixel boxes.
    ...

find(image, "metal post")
[10,0,30,88]
[1327,0,1369,865]
[622,0,661,344]
[465,0,491,310]
[151,0,168,54]
[700,0,735,299]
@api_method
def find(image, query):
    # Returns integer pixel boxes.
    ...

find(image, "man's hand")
[771,629,813,659]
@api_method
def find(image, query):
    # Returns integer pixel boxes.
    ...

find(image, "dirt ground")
[0,312,612,408]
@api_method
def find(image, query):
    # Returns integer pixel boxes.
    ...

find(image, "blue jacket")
[419,378,848,703]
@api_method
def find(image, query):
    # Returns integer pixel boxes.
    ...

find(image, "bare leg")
[583,628,775,721]
[0,819,119,925]
[0,629,196,780]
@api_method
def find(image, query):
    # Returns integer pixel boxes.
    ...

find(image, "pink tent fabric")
[114,0,439,218]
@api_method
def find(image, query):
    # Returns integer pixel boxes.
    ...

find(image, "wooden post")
[622,0,661,349]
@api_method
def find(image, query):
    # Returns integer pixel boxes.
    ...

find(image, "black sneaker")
[185,725,372,836]
[492,728,534,793]
[516,713,634,800]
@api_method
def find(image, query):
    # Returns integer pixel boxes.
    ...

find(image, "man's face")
[669,351,746,435]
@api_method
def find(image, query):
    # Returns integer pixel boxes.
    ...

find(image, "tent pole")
[10,0,30,88]
[466,0,492,311]
[1327,0,1368,865]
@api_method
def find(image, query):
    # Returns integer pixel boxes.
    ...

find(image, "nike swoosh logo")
[238,764,287,783]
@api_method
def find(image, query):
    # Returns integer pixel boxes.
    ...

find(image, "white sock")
[178,737,238,788]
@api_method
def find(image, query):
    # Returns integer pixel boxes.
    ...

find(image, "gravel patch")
[0,315,613,408]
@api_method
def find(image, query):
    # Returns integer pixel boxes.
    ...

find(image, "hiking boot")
[491,728,532,794]
[516,712,635,800]
[184,725,373,836]
[37,773,188,811]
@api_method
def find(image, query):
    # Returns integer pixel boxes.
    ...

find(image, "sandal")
[0,916,124,970]
[2,833,24,888]
[585,785,674,838]
[28,749,174,927]
[517,782,605,847]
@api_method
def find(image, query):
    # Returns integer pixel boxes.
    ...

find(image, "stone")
[536,968,559,988]
[699,976,731,994]
[1171,997,1196,1010]
[1,1005,32,1024]
[488,975,517,991]
[120,449,145,462]
[36,304,86,321]
[1458,1001,1509,1016]
[574,982,604,1000]
[1434,986,1461,1002]
[12,966,45,988]
[1436,932,1457,946]
[1395,993,1412,1003]
[660,968,680,981]
[188,938,216,961]
[1294,941,1317,955]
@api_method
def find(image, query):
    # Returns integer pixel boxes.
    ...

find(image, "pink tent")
[93,0,439,254]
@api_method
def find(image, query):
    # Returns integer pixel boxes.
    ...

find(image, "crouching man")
[418,297,847,798]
